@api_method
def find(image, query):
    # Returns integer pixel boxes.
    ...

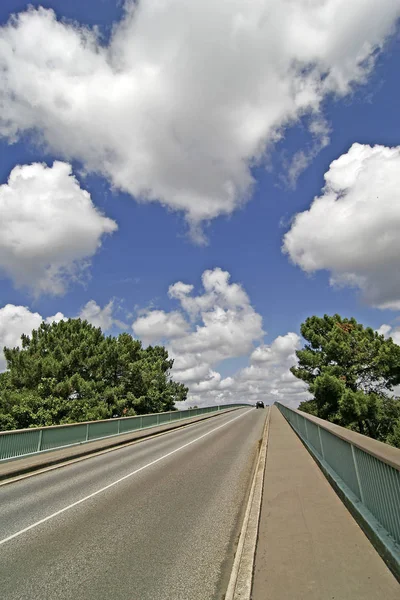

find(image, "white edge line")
[0,408,253,547]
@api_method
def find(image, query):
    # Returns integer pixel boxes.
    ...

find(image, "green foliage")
[292,314,400,394]
[294,314,400,447]
[0,319,188,430]
[313,373,345,422]
[387,419,400,448]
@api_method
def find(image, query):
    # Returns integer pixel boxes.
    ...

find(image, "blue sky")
[0,0,399,406]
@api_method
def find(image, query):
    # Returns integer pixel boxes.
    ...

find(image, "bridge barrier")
[276,402,400,581]
[0,404,249,462]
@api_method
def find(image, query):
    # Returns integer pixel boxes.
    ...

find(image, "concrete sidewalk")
[252,406,399,599]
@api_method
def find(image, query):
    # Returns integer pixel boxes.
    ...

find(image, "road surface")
[0,407,267,600]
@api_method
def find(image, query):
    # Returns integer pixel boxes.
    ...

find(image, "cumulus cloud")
[0,2,398,237]
[283,143,400,309]
[377,323,400,346]
[78,299,124,331]
[177,332,311,408]
[132,309,189,344]
[377,324,392,337]
[45,312,66,324]
[250,332,300,364]
[133,268,264,382]
[0,304,43,370]
[186,332,310,407]
[132,267,309,406]
[0,161,117,295]
[169,269,264,375]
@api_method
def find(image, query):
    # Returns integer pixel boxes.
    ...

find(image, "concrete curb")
[225,407,271,600]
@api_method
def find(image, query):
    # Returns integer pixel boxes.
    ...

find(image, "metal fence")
[0,403,249,462]
[276,402,400,575]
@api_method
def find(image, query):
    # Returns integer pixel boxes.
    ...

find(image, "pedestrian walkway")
[252,406,399,599]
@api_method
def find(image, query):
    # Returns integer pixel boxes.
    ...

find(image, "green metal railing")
[276,402,400,579]
[0,403,250,462]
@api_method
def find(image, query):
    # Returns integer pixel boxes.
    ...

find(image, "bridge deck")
[252,406,399,599]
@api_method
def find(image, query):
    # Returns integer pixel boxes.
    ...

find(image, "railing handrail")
[0,403,251,436]
[276,403,400,471]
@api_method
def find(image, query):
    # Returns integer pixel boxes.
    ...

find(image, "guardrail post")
[37,429,43,452]
[304,418,309,441]
[317,425,325,460]
[117,419,121,435]
[351,444,365,503]
[157,414,159,425]
[85,423,89,441]
[140,416,143,429]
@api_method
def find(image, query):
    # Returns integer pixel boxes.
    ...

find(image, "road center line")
[0,408,253,547]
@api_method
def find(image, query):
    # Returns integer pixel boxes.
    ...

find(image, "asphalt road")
[0,407,267,600]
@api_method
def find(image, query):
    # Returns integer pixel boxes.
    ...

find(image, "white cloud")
[0,161,117,296]
[171,362,211,385]
[132,309,189,344]
[168,268,264,369]
[0,3,398,237]
[79,300,121,331]
[376,323,400,346]
[283,143,400,309]
[133,268,264,381]
[169,268,252,322]
[386,327,400,345]
[45,312,66,324]
[377,324,392,338]
[250,332,300,364]
[181,332,311,409]
[132,267,309,407]
[0,304,43,370]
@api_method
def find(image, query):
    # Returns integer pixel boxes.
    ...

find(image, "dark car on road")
[255,401,264,409]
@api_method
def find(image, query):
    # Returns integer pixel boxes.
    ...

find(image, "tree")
[0,319,188,429]
[293,314,400,446]
[292,315,400,394]
[387,419,400,448]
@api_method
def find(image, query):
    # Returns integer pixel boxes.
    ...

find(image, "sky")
[0,0,400,408]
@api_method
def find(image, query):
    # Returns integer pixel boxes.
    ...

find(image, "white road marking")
[0,408,253,546]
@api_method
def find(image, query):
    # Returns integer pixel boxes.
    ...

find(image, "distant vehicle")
[255,401,264,409]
